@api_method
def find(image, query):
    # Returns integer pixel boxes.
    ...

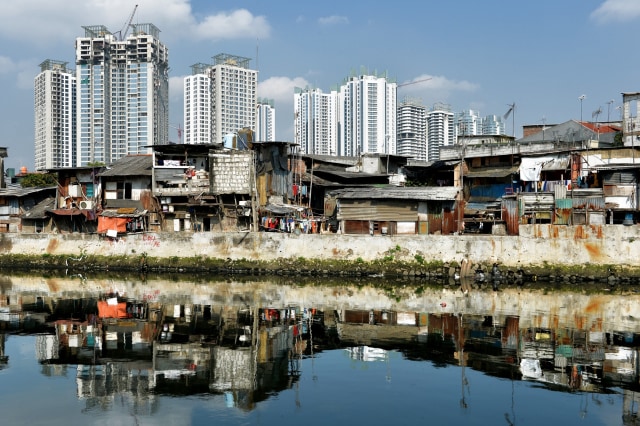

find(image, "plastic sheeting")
[97,216,129,234]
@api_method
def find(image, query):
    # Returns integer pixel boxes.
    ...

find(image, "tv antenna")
[503,102,516,137]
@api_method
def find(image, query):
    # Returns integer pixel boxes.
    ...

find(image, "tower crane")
[397,77,433,88]
[170,124,183,144]
[119,4,138,41]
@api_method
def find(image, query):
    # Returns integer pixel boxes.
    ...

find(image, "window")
[117,182,132,199]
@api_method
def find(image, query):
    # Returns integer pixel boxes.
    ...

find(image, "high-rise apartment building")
[256,98,276,142]
[456,109,482,137]
[396,97,427,161]
[481,114,506,135]
[34,60,76,171]
[74,23,168,166]
[294,87,338,155]
[455,110,506,138]
[427,103,455,161]
[185,54,258,145]
[184,64,211,144]
[339,73,397,156]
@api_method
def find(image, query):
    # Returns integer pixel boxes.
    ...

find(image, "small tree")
[20,173,57,188]
[613,131,623,147]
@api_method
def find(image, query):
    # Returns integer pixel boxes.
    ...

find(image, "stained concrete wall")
[1,223,640,268]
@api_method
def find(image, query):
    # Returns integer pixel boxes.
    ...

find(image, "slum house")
[292,153,410,232]
[254,141,311,233]
[0,186,56,232]
[326,186,459,235]
[440,123,620,234]
[96,155,156,236]
[290,154,359,215]
[500,121,620,233]
[45,166,103,234]
[582,147,640,225]
[209,146,255,232]
[402,158,458,188]
[152,143,216,232]
[21,196,56,233]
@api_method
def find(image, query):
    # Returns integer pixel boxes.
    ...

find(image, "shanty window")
[116,182,132,200]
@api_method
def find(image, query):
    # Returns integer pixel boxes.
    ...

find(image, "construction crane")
[397,77,433,88]
[170,124,183,144]
[119,4,138,41]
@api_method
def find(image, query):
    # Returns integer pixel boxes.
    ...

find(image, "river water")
[0,272,637,425]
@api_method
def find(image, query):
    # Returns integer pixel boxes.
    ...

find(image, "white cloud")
[192,9,271,40]
[258,76,310,141]
[0,56,18,74]
[259,76,309,106]
[318,15,349,25]
[591,0,640,23]
[0,1,269,46]
[169,75,185,102]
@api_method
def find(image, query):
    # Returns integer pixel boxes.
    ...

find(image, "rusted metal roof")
[99,155,152,177]
[100,208,147,218]
[0,186,56,198]
[21,197,56,219]
[465,165,519,178]
[330,186,459,201]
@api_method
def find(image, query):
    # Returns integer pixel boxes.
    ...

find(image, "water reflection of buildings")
[1,277,640,420]
[3,292,320,412]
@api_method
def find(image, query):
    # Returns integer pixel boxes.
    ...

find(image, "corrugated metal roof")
[21,196,56,219]
[100,208,147,218]
[99,155,152,177]
[330,186,459,201]
[465,165,519,178]
[0,186,56,198]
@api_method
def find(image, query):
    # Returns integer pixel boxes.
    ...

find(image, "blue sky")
[0,0,638,171]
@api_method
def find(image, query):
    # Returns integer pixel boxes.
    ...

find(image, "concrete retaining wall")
[2,223,640,268]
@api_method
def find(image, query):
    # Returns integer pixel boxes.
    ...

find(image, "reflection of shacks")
[154,342,211,384]
[211,347,254,391]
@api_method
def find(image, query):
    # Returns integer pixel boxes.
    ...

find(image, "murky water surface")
[0,274,637,425]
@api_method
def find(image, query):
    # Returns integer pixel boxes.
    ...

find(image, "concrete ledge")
[0,223,639,268]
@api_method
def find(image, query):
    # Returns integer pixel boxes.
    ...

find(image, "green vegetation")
[20,173,57,188]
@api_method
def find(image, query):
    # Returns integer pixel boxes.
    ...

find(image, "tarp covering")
[520,156,569,181]
[97,216,129,234]
[97,299,128,318]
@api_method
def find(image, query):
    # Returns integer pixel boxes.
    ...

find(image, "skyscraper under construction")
[74,23,169,166]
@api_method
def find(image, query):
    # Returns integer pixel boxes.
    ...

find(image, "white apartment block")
[212,54,257,143]
[427,103,455,161]
[397,97,427,161]
[34,60,76,171]
[456,109,482,136]
[184,54,257,145]
[339,74,397,156]
[455,110,506,138]
[256,98,276,142]
[184,65,211,144]
[294,87,338,155]
[75,24,168,166]
[482,114,506,135]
